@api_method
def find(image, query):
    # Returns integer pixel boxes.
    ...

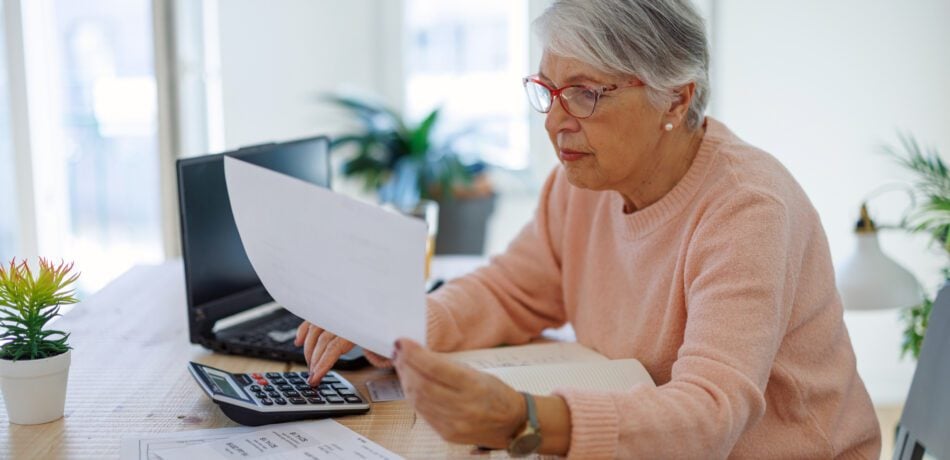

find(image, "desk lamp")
[835,203,922,310]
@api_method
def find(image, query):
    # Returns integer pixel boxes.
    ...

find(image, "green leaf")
[409,109,440,158]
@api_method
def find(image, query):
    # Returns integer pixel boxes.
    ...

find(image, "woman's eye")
[579,89,598,101]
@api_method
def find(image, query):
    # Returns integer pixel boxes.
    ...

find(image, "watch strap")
[522,392,539,431]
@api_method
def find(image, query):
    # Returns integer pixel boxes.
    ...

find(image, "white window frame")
[3,0,72,259]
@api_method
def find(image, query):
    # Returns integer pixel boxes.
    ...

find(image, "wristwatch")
[508,392,542,456]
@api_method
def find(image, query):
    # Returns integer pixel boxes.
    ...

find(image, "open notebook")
[445,342,655,394]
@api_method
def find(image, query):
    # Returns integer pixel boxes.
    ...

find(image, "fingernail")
[394,340,402,351]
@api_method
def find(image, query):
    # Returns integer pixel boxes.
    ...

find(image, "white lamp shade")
[836,233,922,310]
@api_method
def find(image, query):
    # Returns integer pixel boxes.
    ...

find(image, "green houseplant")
[0,258,79,424]
[326,94,496,254]
[885,134,949,359]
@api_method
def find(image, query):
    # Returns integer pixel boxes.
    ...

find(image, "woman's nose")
[544,98,581,135]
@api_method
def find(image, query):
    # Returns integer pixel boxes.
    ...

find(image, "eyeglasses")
[522,76,645,119]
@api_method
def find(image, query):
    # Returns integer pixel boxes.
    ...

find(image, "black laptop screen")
[177,137,330,311]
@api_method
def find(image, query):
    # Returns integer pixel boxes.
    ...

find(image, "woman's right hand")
[294,321,392,386]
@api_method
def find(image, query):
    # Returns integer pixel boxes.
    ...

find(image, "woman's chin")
[563,167,605,191]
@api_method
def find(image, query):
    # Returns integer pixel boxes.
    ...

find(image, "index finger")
[294,321,310,347]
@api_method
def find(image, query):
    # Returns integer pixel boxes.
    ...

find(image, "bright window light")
[405,0,529,170]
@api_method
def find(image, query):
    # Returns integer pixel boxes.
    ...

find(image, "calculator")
[188,362,370,426]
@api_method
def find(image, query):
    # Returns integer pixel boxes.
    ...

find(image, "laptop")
[176,136,366,369]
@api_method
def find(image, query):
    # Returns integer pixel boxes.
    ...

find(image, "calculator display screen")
[208,372,242,400]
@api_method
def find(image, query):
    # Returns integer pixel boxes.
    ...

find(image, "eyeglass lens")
[523,80,597,118]
[524,81,552,113]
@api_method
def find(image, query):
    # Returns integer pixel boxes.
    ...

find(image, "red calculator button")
[252,373,263,379]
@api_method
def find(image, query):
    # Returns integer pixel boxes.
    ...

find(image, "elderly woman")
[296,0,882,457]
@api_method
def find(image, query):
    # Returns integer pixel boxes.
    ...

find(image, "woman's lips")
[559,149,591,162]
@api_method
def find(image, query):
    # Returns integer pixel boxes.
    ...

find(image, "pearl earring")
[664,123,674,132]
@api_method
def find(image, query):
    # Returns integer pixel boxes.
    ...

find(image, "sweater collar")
[612,116,725,240]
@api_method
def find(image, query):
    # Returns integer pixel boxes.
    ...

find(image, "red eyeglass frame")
[522,75,645,119]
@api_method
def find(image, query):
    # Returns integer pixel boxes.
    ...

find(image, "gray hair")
[535,0,709,130]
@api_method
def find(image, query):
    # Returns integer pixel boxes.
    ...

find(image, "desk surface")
[0,257,499,459]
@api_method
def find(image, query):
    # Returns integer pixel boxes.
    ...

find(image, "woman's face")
[539,52,667,193]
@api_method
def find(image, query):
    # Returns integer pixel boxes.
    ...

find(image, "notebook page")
[444,342,608,370]
[484,359,655,394]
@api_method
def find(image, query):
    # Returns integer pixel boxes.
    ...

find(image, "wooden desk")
[0,258,493,459]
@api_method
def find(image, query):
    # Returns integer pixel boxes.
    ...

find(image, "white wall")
[715,0,950,404]
[215,0,403,150]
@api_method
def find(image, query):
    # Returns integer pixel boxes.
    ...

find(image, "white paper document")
[121,425,259,460]
[123,420,403,460]
[224,156,427,357]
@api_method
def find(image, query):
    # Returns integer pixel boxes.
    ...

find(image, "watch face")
[509,433,543,456]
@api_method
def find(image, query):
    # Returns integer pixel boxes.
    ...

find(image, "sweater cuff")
[553,388,619,460]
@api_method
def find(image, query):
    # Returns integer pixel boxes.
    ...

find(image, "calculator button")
[337,389,355,396]
[322,377,340,384]
[343,395,362,403]
[307,397,325,404]
[274,398,287,405]
[265,372,282,379]
[319,389,336,397]
[260,398,273,406]
[289,397,307,405]
[331,383,348,390]
[325,395,344,404]
[267,392,281,399]
[301,390,318,397]
[283,372,301,378]
[294,384,311,391]
[282,391,300,399]
[269,378,287,386]
[277,384,294,391]
[318,384,333,391]
[249,385,261,391]
[252,373,264,379]
[262,385,275,391]
[299,371,310,379]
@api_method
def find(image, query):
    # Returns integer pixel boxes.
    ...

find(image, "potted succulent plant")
[0,258,79,424]
[326,94,496,254]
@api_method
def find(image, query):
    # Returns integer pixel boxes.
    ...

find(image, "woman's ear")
[667,82,696,124]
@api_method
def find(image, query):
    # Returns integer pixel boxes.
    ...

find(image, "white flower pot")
[0,349,71,425]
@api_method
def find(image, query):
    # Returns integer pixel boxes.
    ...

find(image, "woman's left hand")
[393,339,526,449]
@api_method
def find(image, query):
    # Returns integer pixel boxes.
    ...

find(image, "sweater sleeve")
[424,168,569,352]
[555,190,798,459]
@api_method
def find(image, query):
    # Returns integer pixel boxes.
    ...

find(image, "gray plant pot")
[435,193,496,255]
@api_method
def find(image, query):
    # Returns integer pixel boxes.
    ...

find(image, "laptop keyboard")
[229,313,303,352]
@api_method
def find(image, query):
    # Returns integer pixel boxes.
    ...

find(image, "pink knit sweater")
[425,118,881,459]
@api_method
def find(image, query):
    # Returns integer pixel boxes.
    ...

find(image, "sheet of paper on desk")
[138,420,403,460]
[224,156,427,357]
[120,425,259,460]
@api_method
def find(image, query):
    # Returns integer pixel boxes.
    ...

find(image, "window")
[0,5,18,260]
[404,0,529,170]
[21,0,162,292]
